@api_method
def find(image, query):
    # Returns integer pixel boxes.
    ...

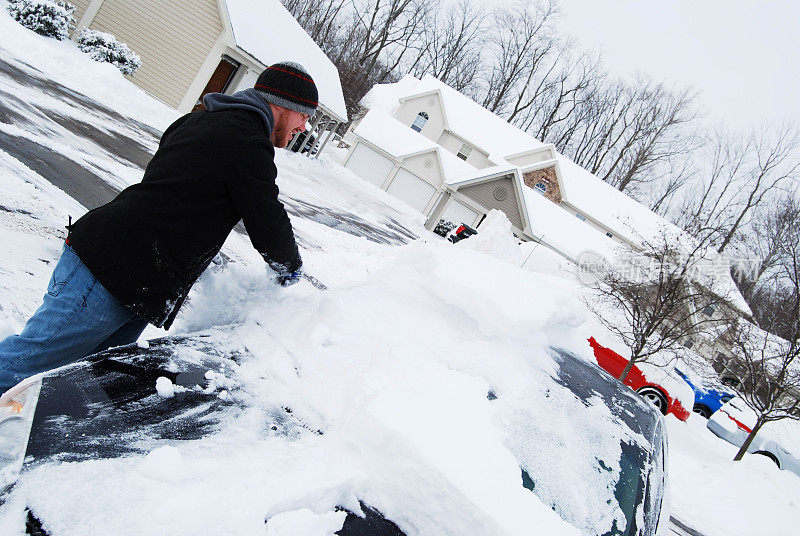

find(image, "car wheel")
[636,387,668,415]
[754,451,780,468]
[693,404,712,419]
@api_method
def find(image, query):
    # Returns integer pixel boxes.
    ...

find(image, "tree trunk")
[618,358,636,382]
[733,416,765,461]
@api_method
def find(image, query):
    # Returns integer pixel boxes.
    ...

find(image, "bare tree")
[477,0,560,115]
[407,0,486,92]
[282,0,349,53]
[553,76,699,198]
[734,194,800,303]
[516,50,602,143]
[337,0,431,83]
[677,123,800,254]
[648,154,697,216]
[722,298,800,462]
[583,227,735,383]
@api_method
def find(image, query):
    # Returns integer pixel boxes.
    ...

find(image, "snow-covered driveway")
[0,54,420,248]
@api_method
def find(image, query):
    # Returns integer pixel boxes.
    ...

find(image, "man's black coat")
[68,93,302,329]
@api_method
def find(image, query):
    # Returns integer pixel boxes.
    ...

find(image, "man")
[0,61,316,394]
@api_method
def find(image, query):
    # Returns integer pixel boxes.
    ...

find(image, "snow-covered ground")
[0,7,798,536]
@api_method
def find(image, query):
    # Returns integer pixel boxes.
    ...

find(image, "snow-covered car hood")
[1,246,668,536]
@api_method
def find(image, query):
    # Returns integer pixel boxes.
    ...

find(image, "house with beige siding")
[69,0,347,155]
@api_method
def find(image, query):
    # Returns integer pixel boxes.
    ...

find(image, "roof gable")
[448,168,532,235]
[458,176,525,231]
[351,109,474,181]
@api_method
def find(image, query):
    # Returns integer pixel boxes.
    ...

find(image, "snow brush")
[302,273,327,290]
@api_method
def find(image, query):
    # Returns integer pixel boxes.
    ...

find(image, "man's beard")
[272,125,294,148]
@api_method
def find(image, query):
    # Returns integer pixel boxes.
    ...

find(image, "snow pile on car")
[3,243,653,536]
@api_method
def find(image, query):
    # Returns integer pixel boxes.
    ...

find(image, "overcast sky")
[555,0,799,130]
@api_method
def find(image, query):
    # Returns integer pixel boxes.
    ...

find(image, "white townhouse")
[343,74,650,261]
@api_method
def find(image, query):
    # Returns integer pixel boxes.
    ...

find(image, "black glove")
[277,270,302,287]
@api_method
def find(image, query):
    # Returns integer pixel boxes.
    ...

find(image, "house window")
[702,304,716,317]
[411,112,429,132]
[605,232,613,238]
[683,338,695,349]
[575,213,586,222]
[534,182,547,194]
[457,143,473,160]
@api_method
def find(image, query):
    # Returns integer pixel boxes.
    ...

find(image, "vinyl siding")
[458,176,523,230]
[400,152,443,188]
[90,0,223,108]
[437,131,490,169]
[395,93,446,144]
[70,0,93,24]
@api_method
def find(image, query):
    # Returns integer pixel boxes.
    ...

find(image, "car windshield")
[504,348,664,536]
[522,434,663,536]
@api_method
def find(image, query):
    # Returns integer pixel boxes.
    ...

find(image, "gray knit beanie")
[254,61,318,117]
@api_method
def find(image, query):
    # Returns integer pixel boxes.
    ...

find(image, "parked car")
[674,368,735,418]
[706,397,800,477]
[588,337,692,421]
[0,336,669,536]
[290,132,317,154]
[447,223,478,243]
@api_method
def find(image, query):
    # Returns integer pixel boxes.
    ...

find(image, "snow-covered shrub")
[76,28,142,75]
[7,0,75,40]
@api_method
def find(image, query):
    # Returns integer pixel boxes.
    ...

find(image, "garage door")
[386,169,437,213]
[345,143,395,188]
[441,199,479,226]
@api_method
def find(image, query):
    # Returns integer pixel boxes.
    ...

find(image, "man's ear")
[267,102,282,122]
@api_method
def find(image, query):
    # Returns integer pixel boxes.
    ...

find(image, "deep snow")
[0,5,798,536]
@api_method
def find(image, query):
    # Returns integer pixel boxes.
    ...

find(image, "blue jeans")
[0,243,148,394]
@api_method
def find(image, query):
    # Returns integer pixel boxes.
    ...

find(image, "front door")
[193,56,240,111]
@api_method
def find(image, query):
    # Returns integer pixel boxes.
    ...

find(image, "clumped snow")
[454,209,524,265]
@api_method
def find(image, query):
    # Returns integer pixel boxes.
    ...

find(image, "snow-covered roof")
[445,163,517,186]
[521,186,620,263]
[352,108,475,179]
[555,155,664,245]
[353,108,436,157]
[364,74,546,159]
[223,0,348,121]
[361,74,420,116]
[411,75,548,158]
[416,75,545,157]
[555,155,751,314]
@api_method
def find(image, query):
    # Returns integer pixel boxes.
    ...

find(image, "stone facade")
[523,165,561,204]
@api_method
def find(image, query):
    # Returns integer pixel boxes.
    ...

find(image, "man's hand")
[277,270,302,287]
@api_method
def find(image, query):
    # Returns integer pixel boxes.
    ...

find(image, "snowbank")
[455,210,524,265]
[667,415,800,536]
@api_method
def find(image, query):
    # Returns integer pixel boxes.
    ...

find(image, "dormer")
[505,145,557,168]
[396,90,447,144]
